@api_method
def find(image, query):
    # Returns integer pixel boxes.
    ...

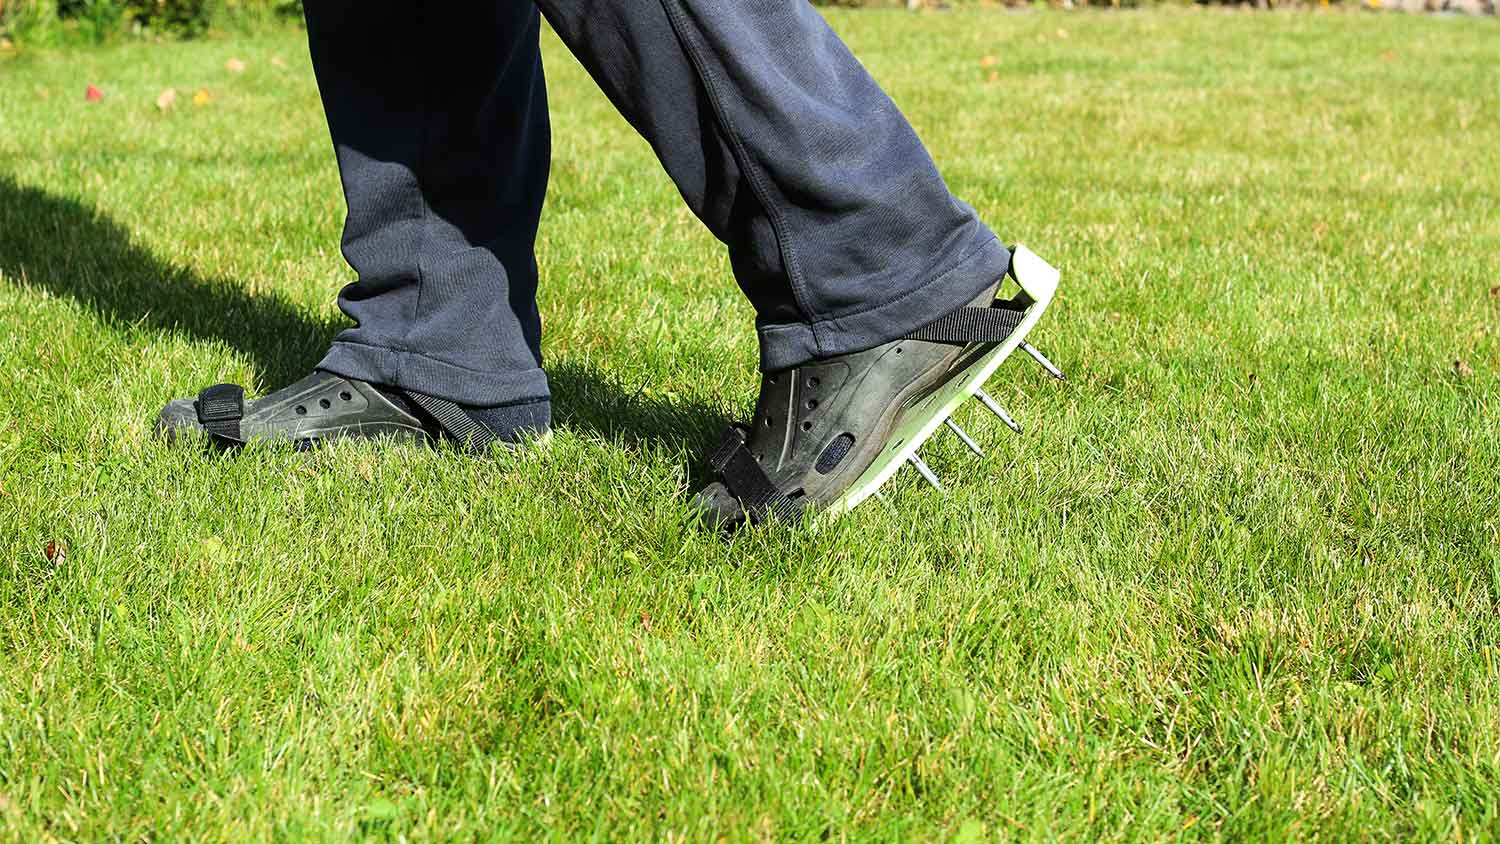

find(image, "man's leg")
[537,0,1011,372]
[156,1,553,450]
[539,0,1047,526]
[306,0,551,410]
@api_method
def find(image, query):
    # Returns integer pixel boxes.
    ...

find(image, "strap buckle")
[708,425,803,525]
[196,383,244,443]
[710,426,749,471]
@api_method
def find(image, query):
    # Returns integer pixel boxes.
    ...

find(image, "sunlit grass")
[1,8,1497,841]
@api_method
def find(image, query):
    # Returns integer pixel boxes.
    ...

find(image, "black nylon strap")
[902,306,1024,346]
[196,383,244,443]
[709,427,803,524]
[405,391,498,454]
[710,427,749,470]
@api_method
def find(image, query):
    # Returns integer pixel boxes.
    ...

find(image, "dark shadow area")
[0,178,339,389]
[0,177,729,461]
[548,359,730,463]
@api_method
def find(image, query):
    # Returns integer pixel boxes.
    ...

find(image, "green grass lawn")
[1,7,1498,841]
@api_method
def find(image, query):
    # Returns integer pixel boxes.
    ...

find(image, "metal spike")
[944,418,984,457]
[974,389,1023,434]
[907,454,944,492]
[1020,342,1065,381]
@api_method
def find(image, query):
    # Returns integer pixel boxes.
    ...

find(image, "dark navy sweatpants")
[305,0,1010,407]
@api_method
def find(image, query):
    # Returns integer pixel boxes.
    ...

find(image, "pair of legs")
[303,0,1011,408]
[161,0,1040,527]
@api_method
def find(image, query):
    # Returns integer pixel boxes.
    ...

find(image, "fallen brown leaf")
[225,57,246,73]
[1454,359,1474,379]
[44,540,66,564]
[270,55,287,68]
[1489,286,1498,299]
[155,87,178,112]
[979,55,999,68]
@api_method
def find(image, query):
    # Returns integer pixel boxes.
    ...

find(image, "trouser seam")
[654,0,822,356]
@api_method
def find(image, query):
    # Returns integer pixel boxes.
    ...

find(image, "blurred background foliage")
[0,0,1490,46]
[0,0,302,44]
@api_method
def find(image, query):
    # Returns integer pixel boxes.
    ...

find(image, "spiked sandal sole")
[822,245,1061,517]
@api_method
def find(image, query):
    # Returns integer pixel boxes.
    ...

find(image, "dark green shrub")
[4,0,302,42]
[126,0,213,37]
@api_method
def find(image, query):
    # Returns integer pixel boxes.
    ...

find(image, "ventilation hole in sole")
[807,376,820,388]
[806,398,819,410]
[319,398,332,410]
[764,416,773,428]
[340,391,353,401]
[295,405,307,415]
[801,422,813,432]
[816,433,856,475]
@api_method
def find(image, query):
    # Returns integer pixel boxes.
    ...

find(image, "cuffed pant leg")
[303,0,551,406]
[537,0,1009,371]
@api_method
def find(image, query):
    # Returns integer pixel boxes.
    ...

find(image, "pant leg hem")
[755,234,1011,372]
[318,340,550,407]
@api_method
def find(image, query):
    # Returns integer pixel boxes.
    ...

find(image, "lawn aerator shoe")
[155,371,537,453]
[694,244,1062,528]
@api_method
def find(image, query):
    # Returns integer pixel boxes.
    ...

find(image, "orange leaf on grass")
[85,84,103,102]
[193,89,213,107]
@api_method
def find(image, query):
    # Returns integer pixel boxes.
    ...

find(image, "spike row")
[897,342,1064,495]
[879,244,1064,503]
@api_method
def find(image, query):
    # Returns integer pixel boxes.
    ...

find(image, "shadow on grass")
[0,177,729,460]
